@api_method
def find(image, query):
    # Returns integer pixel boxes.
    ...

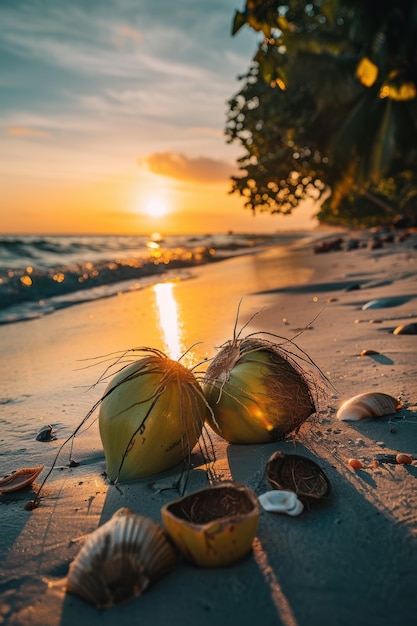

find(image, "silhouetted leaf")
[330,89,378,162]
[232,10,247,36]
[368,99,396,184]
[356,56,378,87]
[381,72,417,101]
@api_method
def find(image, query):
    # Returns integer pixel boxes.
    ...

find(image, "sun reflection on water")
[153,282,184,362]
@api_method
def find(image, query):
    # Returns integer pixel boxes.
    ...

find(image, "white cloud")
[0,0,257,183]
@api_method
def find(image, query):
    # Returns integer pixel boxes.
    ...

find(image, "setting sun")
[143,197,170,218]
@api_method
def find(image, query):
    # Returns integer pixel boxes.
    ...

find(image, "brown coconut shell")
[266,451,330,503]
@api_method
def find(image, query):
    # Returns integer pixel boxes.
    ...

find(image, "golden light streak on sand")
[153,282,185,362]
[252,537,299,626]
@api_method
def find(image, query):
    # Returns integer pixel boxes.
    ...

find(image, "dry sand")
[1,230,417,626]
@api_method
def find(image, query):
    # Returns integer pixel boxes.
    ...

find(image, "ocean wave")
[0,232,293,325]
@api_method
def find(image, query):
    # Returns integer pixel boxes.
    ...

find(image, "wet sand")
[1,230,417,626]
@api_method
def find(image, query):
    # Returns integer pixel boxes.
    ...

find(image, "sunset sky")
[0,0,318,236]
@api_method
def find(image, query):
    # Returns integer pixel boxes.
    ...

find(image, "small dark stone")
[36,424,55,442]
[24,500,38,511]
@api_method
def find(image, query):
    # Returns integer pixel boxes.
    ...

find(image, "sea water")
[0,232,307,325]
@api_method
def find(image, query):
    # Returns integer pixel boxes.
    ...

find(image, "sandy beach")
[1,229,417,626]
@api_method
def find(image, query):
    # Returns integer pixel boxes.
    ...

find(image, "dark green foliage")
[226,0,417,227]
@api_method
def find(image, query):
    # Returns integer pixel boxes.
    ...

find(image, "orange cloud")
[8,126,47,138]
[112,25,142,49]
[144,152,235,183]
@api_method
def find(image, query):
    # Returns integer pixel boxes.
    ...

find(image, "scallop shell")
[0,466,44,494]
[161,481,260,568]
[66,507,177,608]
[336,392,402,421]
[258,490,304,516]
[265,452,330,503]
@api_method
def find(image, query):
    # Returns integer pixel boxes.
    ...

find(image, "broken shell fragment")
[66,507,177,609]
[266,451,330,503]
[258,490,304,516]
[161,481,259,568]
[336,392,402,421]
[0,466,44,494]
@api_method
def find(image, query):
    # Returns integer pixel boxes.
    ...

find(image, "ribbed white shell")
[336,392,401,421]
[66,507,176,608]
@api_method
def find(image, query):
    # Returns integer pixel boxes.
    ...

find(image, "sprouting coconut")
[25,346,212,509]
[98,348,209,482]
[202,305,324,444]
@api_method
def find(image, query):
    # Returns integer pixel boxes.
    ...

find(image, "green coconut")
[98,349,208,482]
[202,337,315,444]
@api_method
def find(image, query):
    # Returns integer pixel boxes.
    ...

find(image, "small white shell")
[258,490,304,516]
[336,392,401,421]
[66,507,176,608]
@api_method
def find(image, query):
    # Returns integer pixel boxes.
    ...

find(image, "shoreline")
[1,232,417,626]
[0,226,362,328]
[0,230,316,327]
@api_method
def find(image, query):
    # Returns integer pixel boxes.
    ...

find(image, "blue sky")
[0,0,318,234]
